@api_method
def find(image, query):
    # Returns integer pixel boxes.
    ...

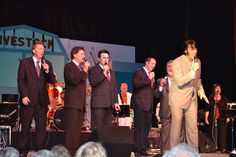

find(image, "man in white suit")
[169,39,209,151]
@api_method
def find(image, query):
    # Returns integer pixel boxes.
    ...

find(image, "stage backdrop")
[0,25,68,101]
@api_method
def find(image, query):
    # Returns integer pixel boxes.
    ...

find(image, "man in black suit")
[88,49,120,129]
[17,41,56,155]
[154,60,185,153]
[131,57,156,156]
[64,47,90,154]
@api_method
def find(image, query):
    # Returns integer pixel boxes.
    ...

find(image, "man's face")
[186,45,197,60]
[33,44,45,59]
[145,58,156,72]
[73,49,85,63]
[167,62,172,76]
[98,53,109,65]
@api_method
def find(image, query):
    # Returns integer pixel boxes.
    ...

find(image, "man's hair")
[163,143,200,157]
[70,47,84,60]
[98,49,110,58]
[75,142,107,157]
[32,41,44,50]
[184,39,197,55]
[51,144,71,157]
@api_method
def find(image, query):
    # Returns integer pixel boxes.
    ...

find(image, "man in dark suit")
[17,41,56,155]
[131,57,156,156]
[154,60,185,153]
[64,47,90,155]
[88,49,120,129]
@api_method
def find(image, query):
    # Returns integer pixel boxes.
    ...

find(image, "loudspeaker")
[199,131,216,153]
[89,126,133,157]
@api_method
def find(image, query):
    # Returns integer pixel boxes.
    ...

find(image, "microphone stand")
[212,98,218,151]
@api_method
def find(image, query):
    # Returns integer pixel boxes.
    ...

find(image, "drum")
[53,107,65,131]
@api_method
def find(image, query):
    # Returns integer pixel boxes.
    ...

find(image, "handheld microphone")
[41,56,47,71]
[42,56,46,64]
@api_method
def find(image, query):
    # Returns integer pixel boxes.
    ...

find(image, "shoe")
[221,149,227,153]
[19,151,28,157]
[140,151,152,156]
[134,151,142,156]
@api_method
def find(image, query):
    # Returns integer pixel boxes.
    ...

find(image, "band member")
[88,49,120,129]
[64,47,90,155]
[17,41,56,156]
[117,82,133,128]
[131,57,156,156]
[205,83,230,153]
[169,39,209,151]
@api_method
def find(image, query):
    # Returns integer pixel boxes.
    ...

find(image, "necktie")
[149,72,154,88]
[107,71,110,81]
[78,64,83,71]
[36,60,41,77]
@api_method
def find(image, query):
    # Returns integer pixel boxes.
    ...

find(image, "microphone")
[41,56,47,71]
[42,56,46,64]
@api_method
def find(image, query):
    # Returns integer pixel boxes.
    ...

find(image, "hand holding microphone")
[103,62,110,75]
[148,71,155,80]
[192,58,199,72]
[41,56,49,73]
[83,59,90,73]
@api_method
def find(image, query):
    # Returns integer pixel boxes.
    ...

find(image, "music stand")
[113,105,130,117]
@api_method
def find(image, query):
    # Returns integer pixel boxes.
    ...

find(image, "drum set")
[47,83,65,131]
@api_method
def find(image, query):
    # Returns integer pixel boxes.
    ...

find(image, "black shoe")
[20,151,28,157]
[134,151,142,156]
[140,151,152,156]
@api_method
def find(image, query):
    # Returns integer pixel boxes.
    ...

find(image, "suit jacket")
[89,64,118,108]
[154,77,171,119]
[169,55,202,109]
[205,94,228,121]
[64,62,87,110]
[17,57,56,106]
[131,67,154,111]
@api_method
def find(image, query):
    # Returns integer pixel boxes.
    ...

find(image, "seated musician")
[117,82,133,128]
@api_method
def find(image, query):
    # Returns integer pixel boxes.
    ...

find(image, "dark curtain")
[0,0,235,100]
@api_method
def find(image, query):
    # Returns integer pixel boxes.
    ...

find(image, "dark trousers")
[91,108,113,129]
[64,108,84,155]
[20,104,48,151]
[133,108,152,153]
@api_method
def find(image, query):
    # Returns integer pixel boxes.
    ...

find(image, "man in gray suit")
[89,49,120,129]
[154,60,185,153]
[169,39,209,151]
